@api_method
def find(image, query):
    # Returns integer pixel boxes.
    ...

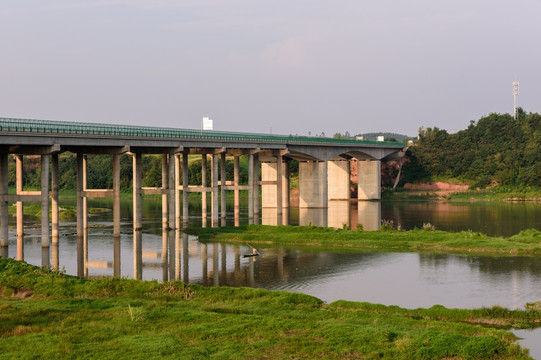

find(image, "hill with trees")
[402,110,541,188]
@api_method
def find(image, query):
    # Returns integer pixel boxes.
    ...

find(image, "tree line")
[8,154,256,191]
[402,110,541,188]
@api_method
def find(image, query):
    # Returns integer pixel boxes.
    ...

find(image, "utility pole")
[513,81,519,120]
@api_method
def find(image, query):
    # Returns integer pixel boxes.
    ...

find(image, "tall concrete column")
[132,153,143,280]
[201,154,207,220]
[358,160,381,200]
[168,153,176,230]
[220,153,226,220]
[113,154,120,238]
[51,153,59,270]
[0,153,8,258]
[299,161,328,208]
[182,153,189,226]
[76,153,84,277]
[82,155,88,277]
[16,155,23,260]
[276,154,283,218]
[41,154,50,268]
[261,160,288,209]
[112,154,120,277]
[211,154,219,227]
[328,160,350,201]
[248,154,254,221]
[161,154,168,230]
[175,154,181,229]
[253,153,260,223]
[233,156,240,223]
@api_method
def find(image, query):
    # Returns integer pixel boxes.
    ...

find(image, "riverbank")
[0,258,537,359]
[384,183,541,202]
[186,226,541,256]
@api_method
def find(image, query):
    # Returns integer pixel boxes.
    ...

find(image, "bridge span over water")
[0,117,404,277]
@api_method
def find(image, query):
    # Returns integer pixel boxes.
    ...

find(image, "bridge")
[0,117,404,277]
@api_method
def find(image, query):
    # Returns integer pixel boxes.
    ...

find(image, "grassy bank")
[383,185,541,201]
[0,258,537,359]
[186,226,541,256]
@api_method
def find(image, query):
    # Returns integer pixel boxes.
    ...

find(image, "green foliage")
[0,258,533,359]
[403,112,541,188]
[188,225,541,256]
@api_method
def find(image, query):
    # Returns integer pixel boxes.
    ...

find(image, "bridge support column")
[211,154,219,227]
[0,153,8,258]
[162,155,168,230]
[248,154,254,222]
[201,154,207,225]
[133,153,143,280]
[261,157,288,225]
[182,153,189,227]
[83,155,88,277]
[168,153,176,230]
[220,153,226,223]
[113,154,120,238]
[76,153,84,277]
[358,160,381,200]
[327,160,350,201]
[299,161,328,208]
[175,154,181,229]
[253,153,260,224]
[51,153,59,270]
[233,156,240,225]
[112,154,120,277]
[327,160,351,229]
[40,154,50,268]
[16,155,23,260]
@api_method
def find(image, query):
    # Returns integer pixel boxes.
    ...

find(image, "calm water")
[3,197,541,357]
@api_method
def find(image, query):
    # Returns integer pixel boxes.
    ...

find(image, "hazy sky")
[1,1,540,136]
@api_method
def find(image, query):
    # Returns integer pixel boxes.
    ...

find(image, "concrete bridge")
[0,117,404,277]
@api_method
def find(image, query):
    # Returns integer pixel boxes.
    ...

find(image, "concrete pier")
[15,155,23,260]
[51,153,59,270]
[183,153,189,226]
[0,153,8,258]
[40,154,50,268]
[233,155,240,225]
[211,154,219,227]
[358,160,381,200]
[220,153,226,221]
[299,161,328,208]
[133,153,143,280]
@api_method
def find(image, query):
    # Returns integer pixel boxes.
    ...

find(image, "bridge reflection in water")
[263,200,381,231]
[1,199,382,281]
[98,201,382,281]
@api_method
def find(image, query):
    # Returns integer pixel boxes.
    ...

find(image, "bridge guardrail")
[0,117,404,147]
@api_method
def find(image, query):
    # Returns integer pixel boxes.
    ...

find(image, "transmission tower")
[513,81,519,120]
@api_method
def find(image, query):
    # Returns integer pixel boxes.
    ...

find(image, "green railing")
[0,117,404,147]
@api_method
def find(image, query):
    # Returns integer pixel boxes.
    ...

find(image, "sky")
[1,0,540,137]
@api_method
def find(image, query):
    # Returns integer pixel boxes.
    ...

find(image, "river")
[3,197,541,358]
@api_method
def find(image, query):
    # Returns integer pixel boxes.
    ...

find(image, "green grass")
[384,184,541,201]
[0,258,536,359]
[186,225,541,256]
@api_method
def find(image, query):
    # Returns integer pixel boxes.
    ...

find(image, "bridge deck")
[0,117,403,148]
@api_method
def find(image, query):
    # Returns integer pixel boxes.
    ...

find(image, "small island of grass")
[185,225,541,256]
